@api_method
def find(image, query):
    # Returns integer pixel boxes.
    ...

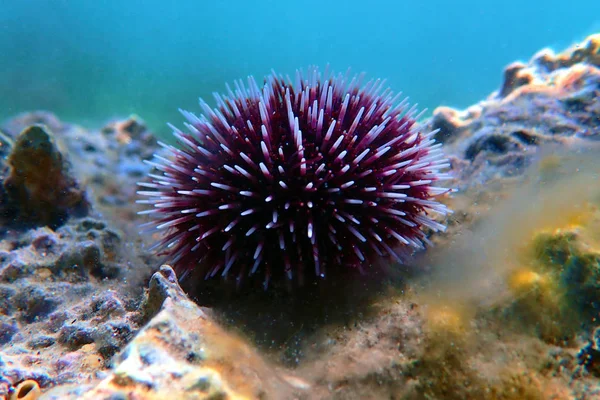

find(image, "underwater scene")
[1,1,600,399]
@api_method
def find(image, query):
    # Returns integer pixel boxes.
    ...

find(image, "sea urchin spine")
[138,67,452,287]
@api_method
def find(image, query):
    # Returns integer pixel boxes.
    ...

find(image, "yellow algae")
[507,268,544,293]
[536,153,562,177]
[414,144,600,345]
[408,143,600,397]
[502,227,600,342]
[423,302,473,336]
[487,370,545,400]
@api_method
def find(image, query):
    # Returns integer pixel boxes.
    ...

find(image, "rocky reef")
[0,114,153,400]
[427,33,600,188]
[1,34,600,399]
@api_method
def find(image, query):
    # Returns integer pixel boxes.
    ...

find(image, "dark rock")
[55,240,109,280]
[13,285,58,322]
[141,265,187,321]
[76,218,106,232]
[0,319,17,345]
[0,285,15,315]
[90,291,126,318]
[578,327,600,377]
[510,129,541,145]
[45,311,68,333]
[0,259,31,283]
[27,335,56,349]
[30,232,59,256]
[58,323,95,350]
[429,107,466,144]
[499,62,534,97]
[94,321,133,359]
[464,134,524,160]
[0,125,89,229]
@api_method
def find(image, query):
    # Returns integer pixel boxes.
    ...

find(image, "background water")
[1,0,598,138]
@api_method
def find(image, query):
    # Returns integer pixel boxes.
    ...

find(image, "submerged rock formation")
[427,33,600,188]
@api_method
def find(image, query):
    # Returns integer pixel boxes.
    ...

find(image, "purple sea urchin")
[138,67,452,287]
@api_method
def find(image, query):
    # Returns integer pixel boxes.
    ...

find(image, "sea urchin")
[138,67,452,287]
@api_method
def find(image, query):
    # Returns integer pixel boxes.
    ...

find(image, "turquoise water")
[1,0,598,138]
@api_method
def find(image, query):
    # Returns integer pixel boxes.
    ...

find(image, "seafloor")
[0,34,599,400]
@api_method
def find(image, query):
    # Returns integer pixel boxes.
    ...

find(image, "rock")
[424,33,600,189]
[498,61,535,97]
[76,265,305,400]
[12,286,59,323]
[0,125,89,229]
[26,336,56,350]
[0,113,157,234]
[0,218,143,393]
[0,319,18,346]
[0,114,154,398]
[578,326,600,378]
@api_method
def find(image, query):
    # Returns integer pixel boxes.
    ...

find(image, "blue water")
[1,0,598,138]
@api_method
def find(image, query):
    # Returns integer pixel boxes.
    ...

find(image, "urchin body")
[138,68,451,287]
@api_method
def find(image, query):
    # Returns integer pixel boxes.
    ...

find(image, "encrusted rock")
[0,218,142,393]
[0,114,155,399]
[425,33,600,188]
[0,113,156,233]
[498,61,535,97]
[0,125,88,229]
[71,265,305,400]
